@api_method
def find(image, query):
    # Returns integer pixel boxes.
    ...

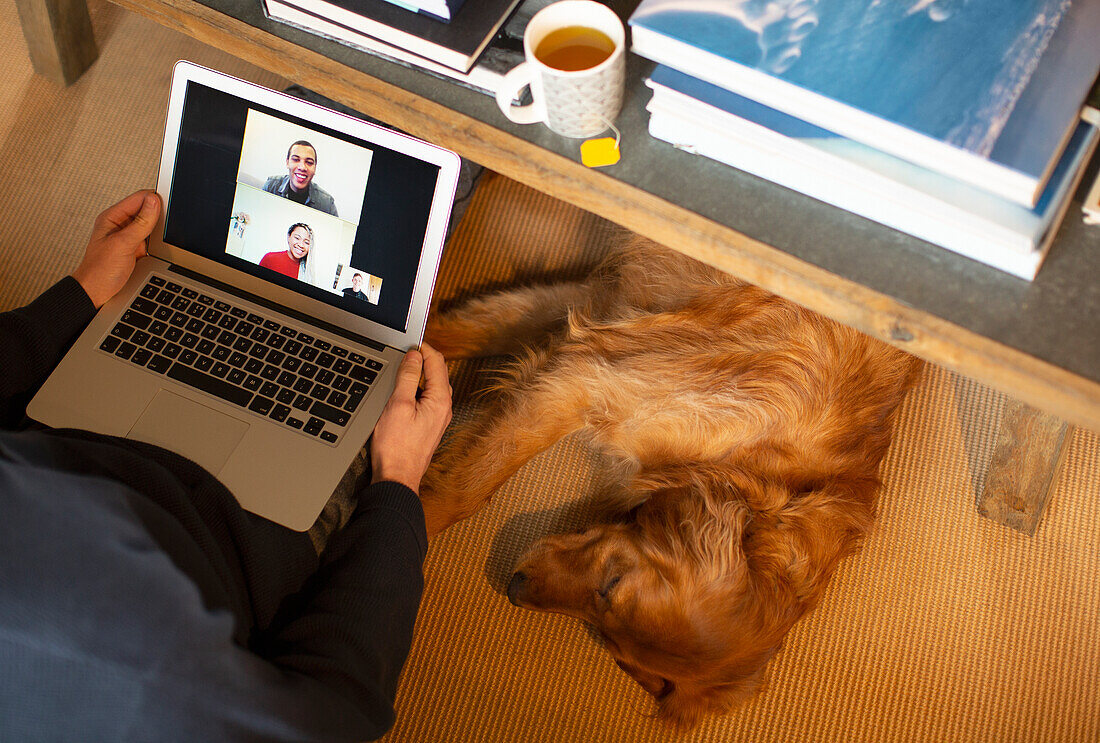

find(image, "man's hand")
[370,343,453,498]
[72,190,162,309]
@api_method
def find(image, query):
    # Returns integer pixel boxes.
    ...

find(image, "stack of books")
[263,0,533,94]
[628,0,1100,280]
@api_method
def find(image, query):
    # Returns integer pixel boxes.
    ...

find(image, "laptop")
[28,61,461,530]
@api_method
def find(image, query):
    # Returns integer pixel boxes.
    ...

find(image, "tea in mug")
[534,26,616,71]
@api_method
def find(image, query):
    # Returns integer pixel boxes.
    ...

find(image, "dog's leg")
[426,281,595,359]
[418,348,602,535]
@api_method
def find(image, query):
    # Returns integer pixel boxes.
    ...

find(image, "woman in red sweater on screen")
[260,222,313,281]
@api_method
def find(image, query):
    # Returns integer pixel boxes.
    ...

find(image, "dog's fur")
[422,237,921,729]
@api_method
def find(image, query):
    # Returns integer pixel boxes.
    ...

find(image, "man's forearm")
[0,277,96,427]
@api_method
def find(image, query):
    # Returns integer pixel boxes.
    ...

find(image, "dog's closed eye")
[597,574,622,601]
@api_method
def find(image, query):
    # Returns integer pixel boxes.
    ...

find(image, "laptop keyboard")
[97,274,384,446]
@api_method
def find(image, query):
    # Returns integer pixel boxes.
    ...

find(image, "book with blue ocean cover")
[630,0,1100,207]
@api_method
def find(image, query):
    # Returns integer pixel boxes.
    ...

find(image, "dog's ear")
[656,659,772,730]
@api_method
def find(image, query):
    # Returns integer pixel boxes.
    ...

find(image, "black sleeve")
[0,277,97,428]
[262,481,429,739]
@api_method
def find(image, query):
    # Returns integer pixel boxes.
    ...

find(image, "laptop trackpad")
[128,390,249,475]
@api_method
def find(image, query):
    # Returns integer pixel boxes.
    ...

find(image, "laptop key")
[332,359,352,375]
[227,368,247,386]
[115,342,137,360]
[259,364,280,381]
[121,310,151,330]
[130,297,157,315]
[248,344,269,361]
[310,383,330,401]
[131,330,151,348]
[300,346,318,362]
[250,327,270,344]
[146,337,166,353]
[309,400,349,427]
[349,352,366,364]
[332,375,351,392]
[265,350,286,366]
[212,345,230,362]
[320,431,338,444]
[293,394,312,411]
[196,339,215,355]
[218,314,237,330]
[167,363,253,408]
[165,281,183,293]
[182,288,198,299]
[243,375,262,392]
[179,349,198,366]
[185,318,204,334]
[164,327,183,342]
[316,352,335,369]
[132,348,153,367]
[281,356,302,373]
[303,417,324,436]
[149,275,166,287]
[270,404,291,423]
[284,339,303,356]
[348,365,377,384]
[170,312,188,327]
[154,306,174,322]
[298,363,318,380]
[365,359,383,371]
[286,417,304,430]
[233,336,252,353]
[100,336,121,354]
[260,381,279,398]
[331,346,348,358]
[197,294,214,306]
[248,396,274,416]
[211,362,231,379]
[296,333,315,345]
[276,388,296,405]
[111,323,135,340]
[263,320,280,332]
[247,313,263,324]
[194,355,214,372]
[244,358,264,374]
[180,333,199,349]
[200,324,220,341]
[149,321,168,336]
[314,339,331,351]
[163,343,182,359]
[230,307,247,318]
[218,330,237,347]
[266,334,285,350]
[276,371,296,387]
[293,378,313,394]
[229,352,247,368]
[214,301,231,312]
[171,296,190,311]
[203,308,222,324]
[156,290,175,305]
[328,390,347,408]
[147,354,172,374]
[316,369,335,386]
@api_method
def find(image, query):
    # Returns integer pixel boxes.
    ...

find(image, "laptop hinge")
[168,265,387,353]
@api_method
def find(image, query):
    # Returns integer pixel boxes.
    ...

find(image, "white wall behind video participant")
[236,109,372,222]
[227,184,356,296]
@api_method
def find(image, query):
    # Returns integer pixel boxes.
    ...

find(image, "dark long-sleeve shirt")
[0,277,426,742]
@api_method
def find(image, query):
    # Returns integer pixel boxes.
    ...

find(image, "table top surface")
[114,0,1100,431]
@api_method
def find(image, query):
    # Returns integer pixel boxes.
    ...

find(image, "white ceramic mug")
[495,0,626,138]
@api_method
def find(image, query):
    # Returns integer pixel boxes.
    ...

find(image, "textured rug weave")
[1,8,1098,740]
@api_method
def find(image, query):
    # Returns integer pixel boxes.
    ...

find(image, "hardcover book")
[263,0,524,71]
[630,0,1100,208]
[645,67,1100,280]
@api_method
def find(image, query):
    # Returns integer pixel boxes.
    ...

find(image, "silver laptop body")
[28,61,461,530]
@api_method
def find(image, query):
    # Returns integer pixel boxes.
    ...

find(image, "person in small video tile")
[342,272,369,301]
[262,140,339,217]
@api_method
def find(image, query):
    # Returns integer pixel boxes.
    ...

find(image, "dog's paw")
[419,468,494,538]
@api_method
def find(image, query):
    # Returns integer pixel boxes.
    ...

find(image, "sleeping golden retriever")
[421,236,921,729]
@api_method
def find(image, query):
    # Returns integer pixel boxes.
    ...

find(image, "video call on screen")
[163,82,441,333]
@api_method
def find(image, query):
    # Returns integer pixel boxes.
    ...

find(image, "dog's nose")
[507,571,529,605]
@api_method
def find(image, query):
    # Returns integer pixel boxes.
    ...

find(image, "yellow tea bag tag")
[581,137,620,167]
[580,118,621,168]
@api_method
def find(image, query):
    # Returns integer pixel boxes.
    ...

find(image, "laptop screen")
[163,81,442,334]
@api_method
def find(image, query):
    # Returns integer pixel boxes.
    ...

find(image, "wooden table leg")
[14,0,98,86]
[976,400,1071,536]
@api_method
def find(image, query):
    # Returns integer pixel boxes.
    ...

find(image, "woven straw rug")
[2,4,1098,740]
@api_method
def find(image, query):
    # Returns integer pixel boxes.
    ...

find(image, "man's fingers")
[116,192,162,243]
[91,190,152,239]
[418,343,452,404]
[391,350,424,401]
